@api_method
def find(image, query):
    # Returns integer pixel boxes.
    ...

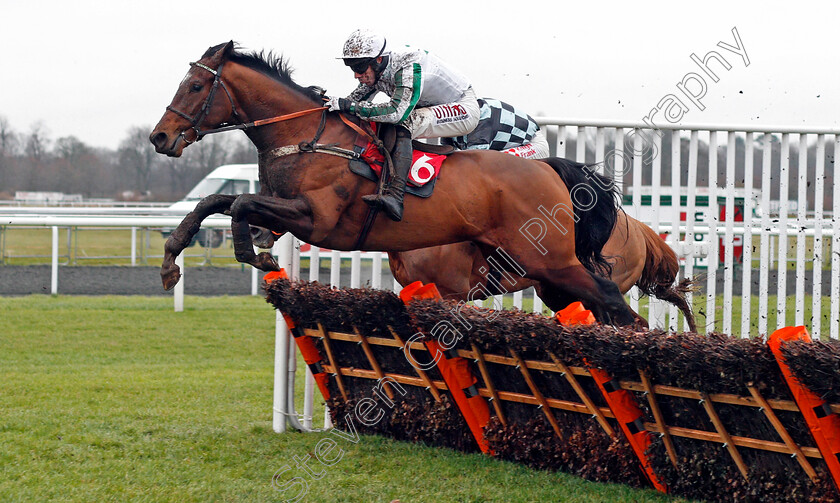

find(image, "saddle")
[348,122,455,198]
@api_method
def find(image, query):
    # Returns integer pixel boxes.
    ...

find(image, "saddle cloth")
[348,123,450,198]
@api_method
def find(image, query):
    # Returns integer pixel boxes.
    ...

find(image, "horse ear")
[222,41,235,57]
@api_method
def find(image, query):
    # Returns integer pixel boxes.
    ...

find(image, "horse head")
[150,41,238,157]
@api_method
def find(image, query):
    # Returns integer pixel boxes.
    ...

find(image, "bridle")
[166,59,333,145]
[165,55,396,251]
[166,61,242,145]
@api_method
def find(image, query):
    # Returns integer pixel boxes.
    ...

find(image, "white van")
[165,163,259,247]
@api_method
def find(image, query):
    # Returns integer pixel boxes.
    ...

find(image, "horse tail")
[636,222,698,332]
[543,157,619,278]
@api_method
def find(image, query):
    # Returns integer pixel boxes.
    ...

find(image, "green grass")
[0,295,692,503]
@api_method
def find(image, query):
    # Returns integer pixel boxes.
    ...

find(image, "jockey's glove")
[325,96,352,113]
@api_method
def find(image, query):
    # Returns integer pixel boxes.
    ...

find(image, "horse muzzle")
[149,128,186,157]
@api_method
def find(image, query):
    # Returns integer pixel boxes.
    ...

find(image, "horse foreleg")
[161,194,238,290]
[229,194,313,271]
[536,264,646,328]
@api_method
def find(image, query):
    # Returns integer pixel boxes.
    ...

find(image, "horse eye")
[190,82,203,92]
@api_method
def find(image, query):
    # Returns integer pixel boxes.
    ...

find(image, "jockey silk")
[445,98,540,151]
[345,45,473,124]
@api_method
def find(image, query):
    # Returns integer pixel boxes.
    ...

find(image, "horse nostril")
[150,131,169,149]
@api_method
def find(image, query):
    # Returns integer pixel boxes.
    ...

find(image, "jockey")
[326,29,480,222]
[441,98,551,159]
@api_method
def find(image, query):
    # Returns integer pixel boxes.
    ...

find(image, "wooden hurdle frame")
[265,274,840,498]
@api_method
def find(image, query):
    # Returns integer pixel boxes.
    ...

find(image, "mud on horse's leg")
[161,194,238,290]
[538,264,644,327]
[229,194,313,271]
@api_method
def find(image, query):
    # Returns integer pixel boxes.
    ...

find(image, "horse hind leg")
[231,216,281,273]
[538,264,646,328]
[229,194,313,272]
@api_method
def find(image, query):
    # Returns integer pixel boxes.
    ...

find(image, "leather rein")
[166,60,379,153]
[167,58,392,248]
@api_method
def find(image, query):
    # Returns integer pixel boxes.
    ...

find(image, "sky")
[1,0,838,151]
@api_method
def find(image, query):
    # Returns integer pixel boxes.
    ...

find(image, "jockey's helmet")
[340,29,389,74]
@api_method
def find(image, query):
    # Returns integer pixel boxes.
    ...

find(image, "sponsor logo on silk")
[505,144,539,159]
[432,103,469,125]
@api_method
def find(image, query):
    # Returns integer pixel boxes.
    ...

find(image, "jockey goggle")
[344,58,374,74]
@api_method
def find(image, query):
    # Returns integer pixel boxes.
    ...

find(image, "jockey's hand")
[325,97,351,113]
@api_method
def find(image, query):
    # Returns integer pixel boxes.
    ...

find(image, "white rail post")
[685,131,699,331]
[513,290,523,310]
[532,290,543,315]
[776,133,791,329]
[174,254,184,312]
[251,265,259,296]
[832,135,840,340]
[740,133,755,338]
[330,250,341,287]
[758,134,773,336]
[576,126,586,162]
[350,250,361,288]
[371,252,383,290]
[51,226,59,294]
[326,247,342,429]
[309,245,321,283]
[723,131,736,336]
[706,131,719,334]
[301,241,320,430]
[630,129,644,319]
[795,134,809,327]
[669,130,681,332]
[131,226,137,266]
[273,233,294,433]
[556,125,567,157]
[650,132,666,329]
[812,135,826,338]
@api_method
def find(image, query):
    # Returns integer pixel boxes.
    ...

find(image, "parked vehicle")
[164,164,259,247]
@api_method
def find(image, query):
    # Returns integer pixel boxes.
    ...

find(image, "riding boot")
[362,127,412,222]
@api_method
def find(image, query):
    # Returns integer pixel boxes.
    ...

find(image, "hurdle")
[266,273,840,501]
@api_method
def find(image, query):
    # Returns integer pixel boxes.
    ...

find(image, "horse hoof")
[161,267,182,290]
[257,252,281,272]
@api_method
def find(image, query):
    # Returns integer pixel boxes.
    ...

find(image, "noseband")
[166,61,241,144]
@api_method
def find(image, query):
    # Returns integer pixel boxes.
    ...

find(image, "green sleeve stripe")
[398,63,422,123]
[351,64,422,122]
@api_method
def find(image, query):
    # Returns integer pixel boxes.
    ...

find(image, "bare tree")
[24,122,51,162]
[186,133,231,177]
[0,116,20,192]
[0,116,20,157]
[54,136,101,194]
[228,133,258,164]
[118,125,158,193]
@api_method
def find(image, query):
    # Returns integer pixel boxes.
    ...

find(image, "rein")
[166,60,330,143]
[196,106,326,139]
[168,59,382,150]
[169,57,389,249]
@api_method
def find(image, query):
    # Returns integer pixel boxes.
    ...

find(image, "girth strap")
[265,143,359,160]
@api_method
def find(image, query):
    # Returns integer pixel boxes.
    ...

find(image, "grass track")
[0,295,693,502]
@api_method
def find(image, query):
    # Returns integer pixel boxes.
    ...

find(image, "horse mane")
[202,42,324,104]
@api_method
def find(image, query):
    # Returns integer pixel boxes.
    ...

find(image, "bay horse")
[387,212,697,332]
[149,42,641,326]
[250,209,696,331]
